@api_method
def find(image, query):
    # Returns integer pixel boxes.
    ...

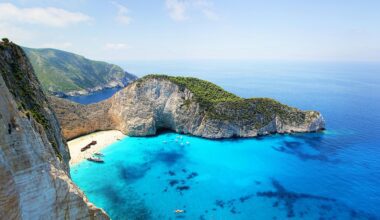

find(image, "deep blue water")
[71,61,380,219]
[64,87,122,105]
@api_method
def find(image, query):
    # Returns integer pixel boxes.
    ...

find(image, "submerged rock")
[51,75,325,140]
[0,41,108,219]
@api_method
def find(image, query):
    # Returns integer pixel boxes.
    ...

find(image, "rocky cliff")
[49,96,117,140]
[51,75,325,140]
[0,40,109,219]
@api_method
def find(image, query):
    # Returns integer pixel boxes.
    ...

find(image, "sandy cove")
[67,130,125,166]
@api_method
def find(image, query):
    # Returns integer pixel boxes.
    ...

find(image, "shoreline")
[67,130,125,166]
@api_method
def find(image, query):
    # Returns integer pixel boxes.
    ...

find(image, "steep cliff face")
[52,75,325,140]
[0,41,109,219]
[49,96,116,140]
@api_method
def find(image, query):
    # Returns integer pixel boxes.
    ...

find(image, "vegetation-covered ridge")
[23,47,137,95]
[137,74,242,103]
[138,74,319,128]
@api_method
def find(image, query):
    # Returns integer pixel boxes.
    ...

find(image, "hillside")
[23,47,137,96]
[51,75,325,140]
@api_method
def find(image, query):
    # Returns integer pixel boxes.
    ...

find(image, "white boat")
[174,209,185,214]
[87,157,104,163]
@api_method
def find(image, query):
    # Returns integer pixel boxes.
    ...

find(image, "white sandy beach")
[67,130,125,166]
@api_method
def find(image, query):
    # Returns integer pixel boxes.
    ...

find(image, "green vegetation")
[139,75,307,128]
[139,74,242,107]
[2,38,9,44]
[23,47,136,94]
[0,38,10,50]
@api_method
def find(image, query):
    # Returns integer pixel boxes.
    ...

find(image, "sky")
[0,0,379,62]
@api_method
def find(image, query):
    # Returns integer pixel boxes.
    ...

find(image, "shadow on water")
[257,179,336,218]
[119,163,152,182]
[272,133,342,163]
[116,140,187,184]
[99,184,152,220]
[151,149,185,166]
[256,179,376,219]
[206,178,376,219]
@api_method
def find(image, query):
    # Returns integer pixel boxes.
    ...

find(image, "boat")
[174,209,185,214]
[94,152,104,157]
[87,157,104,163]
[80,140,97,152]
[80,145,91,152]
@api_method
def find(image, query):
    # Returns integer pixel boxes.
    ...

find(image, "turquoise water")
[71,61,380,219]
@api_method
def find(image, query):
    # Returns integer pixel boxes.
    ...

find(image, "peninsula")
[51,75,325,140]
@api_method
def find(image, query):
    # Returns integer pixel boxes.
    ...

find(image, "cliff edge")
[51,75,325,140]
[0,40,109,219]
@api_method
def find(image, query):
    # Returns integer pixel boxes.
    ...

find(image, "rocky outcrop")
[0,41,109,219]
[60,72,136,97]
[49,96,117,140]
[51,75,325,140]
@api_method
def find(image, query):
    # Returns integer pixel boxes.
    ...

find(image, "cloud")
[104,43,129,50]
[195,0,219,20]
[112,1,131,25]
[165,0,188,21]
[165,0,218,22]
[0,3,91,27]
[0,22,36,43]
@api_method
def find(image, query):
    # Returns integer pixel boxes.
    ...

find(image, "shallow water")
[71,61,380,219]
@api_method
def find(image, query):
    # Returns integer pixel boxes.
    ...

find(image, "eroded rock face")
[0,42,109,219]
[49,97,117,140]
[52,77,325,140]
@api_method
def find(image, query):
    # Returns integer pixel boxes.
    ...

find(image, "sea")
[69,60,380,219]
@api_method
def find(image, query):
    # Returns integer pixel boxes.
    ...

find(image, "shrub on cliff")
[2,38,10,44]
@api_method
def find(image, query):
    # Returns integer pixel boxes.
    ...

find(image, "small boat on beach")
[80,145,91,152]
[80,140,98,152]
[87,157,104,163]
